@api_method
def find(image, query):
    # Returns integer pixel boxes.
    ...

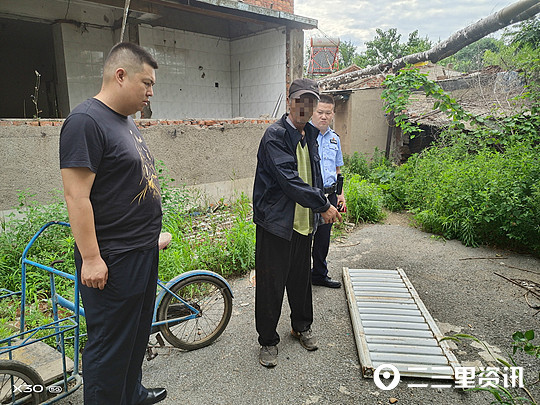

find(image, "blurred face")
[288,94,318,126]
[312,101,335,133]
[122,63,155,115]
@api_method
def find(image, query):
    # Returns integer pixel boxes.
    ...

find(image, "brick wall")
[0,118,275,129]
[242,0,293,13]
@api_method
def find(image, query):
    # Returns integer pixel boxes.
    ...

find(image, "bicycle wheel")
[157,274,233,350]
[0,360,47,405]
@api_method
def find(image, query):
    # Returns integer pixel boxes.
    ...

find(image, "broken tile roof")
[320,63,527,127]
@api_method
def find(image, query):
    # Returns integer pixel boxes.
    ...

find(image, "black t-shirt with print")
[60,98,162,256]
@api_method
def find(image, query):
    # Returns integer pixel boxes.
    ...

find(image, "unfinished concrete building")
[1,0,315,119]
[0,0,319,211]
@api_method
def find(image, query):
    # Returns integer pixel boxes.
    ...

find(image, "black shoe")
[138,388,167,405]
[312,276,341,288]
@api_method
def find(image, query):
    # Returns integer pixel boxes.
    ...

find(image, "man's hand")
[321,204,342,224]
[81,256,109,290]
[337,194,347,212]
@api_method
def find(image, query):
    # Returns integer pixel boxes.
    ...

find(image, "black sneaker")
[259,345,278,367]
[312,276,341,288]
[291,328,318,351]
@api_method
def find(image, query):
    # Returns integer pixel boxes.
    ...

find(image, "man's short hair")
[318,94,335,106]
[104,42,158,74]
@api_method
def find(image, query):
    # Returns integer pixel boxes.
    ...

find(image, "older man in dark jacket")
[253,78,341,367]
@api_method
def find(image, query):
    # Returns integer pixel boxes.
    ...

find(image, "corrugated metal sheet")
[343,267,459,379]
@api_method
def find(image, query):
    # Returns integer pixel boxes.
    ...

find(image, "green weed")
[344,175,386,224]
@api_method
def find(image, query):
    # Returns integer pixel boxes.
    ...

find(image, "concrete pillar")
[286,28,304,84]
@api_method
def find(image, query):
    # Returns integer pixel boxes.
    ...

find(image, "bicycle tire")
[157,274,232,350]
[0,359,48,405]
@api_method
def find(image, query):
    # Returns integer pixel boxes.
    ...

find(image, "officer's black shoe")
[138,388,167,405]
[312,276,341,288]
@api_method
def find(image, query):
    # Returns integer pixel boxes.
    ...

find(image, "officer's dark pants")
[311,192,338,282]
[75,245,159,405]
[255,225,313,347]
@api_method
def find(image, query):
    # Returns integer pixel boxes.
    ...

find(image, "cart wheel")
[157,274,232,350]
[0,359,48,404]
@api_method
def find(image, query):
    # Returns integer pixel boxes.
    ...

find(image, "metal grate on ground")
[343,267,459,380]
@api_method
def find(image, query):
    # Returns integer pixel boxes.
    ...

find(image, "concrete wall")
[56,22,287,119]
[57,22,115,113]
[334,96,352,155]
[2,0,292,120]
[230,29,287,118]
[0,119,271,211]
[334,88,389,158]
[139,25,233,119]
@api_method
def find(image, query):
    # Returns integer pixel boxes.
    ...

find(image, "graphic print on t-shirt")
[130,129,161,204]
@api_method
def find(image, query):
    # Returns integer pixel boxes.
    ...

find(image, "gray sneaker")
[259,345,278,367]
[291,328,318,351]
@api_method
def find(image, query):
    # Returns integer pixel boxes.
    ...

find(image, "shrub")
[342,152,370,179]
[159,191,255,280]
[386,141,540,254]
[344,175,385,223]
[0,191,71,300]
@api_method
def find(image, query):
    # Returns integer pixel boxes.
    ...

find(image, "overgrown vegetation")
[159,191,256,280]
[374,18,540,255]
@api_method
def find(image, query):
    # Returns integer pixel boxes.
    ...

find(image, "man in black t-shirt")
[60,42,166,405]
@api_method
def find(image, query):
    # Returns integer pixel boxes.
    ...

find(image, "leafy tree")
[338,40,359,69]
[509,16,540,50]
[354,28,432,68]
[364,28,404,65]
[441,37,502,72]
[402,30,432,56]
[483,17,540,85]
[334,29,432,70]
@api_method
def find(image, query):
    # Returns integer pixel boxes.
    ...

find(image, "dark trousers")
[75,246,159,405]
[311,192,338,282]
[255,225,313,347]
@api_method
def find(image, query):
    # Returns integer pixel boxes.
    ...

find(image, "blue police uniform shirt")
[317,126,344,188]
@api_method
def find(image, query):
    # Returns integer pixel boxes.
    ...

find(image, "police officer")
[311,94,346,288]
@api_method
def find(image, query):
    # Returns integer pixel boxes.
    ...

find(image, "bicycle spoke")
[157,275,232,350]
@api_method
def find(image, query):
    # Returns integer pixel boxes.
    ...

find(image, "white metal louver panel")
[343,267,459,379]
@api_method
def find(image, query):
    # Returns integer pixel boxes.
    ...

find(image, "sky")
[295,0,517,51]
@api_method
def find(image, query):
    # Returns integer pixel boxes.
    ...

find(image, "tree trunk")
[319,0,540,89]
